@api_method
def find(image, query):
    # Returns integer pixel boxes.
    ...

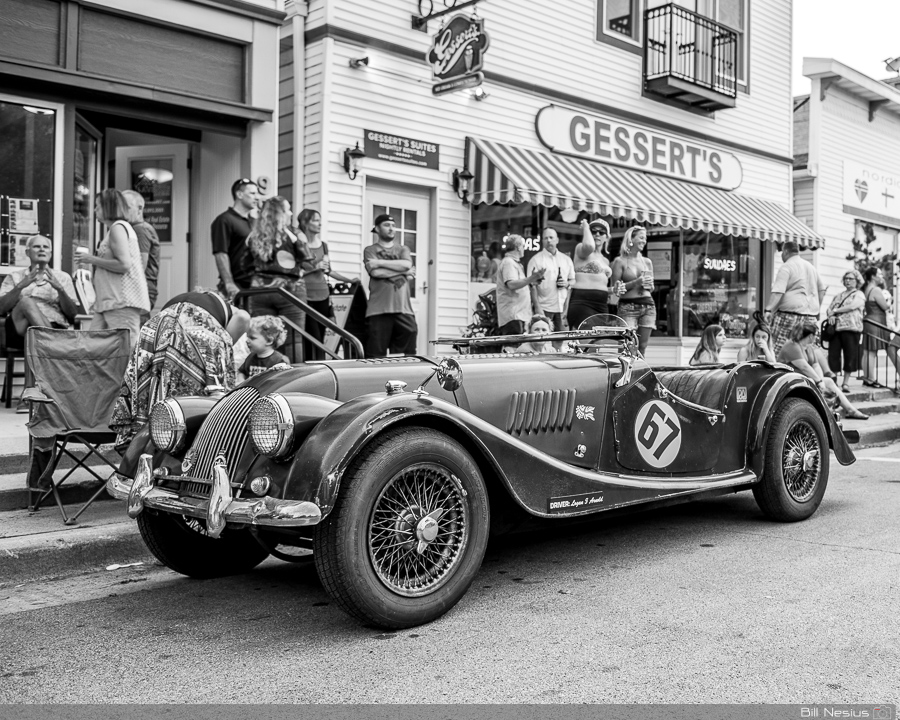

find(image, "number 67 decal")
[634,400,682,468]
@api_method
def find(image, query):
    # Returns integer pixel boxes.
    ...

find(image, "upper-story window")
[598,0,748,87]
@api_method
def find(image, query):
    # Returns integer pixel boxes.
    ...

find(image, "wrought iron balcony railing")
[644,3,738,112]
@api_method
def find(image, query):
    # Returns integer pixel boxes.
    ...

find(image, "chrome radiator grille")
[187,387,260,483]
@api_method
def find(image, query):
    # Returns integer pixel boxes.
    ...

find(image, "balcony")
[643,3,738,112]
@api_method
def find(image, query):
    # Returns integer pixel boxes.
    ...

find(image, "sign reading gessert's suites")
[365,130,440,170]
[536,105,743,190]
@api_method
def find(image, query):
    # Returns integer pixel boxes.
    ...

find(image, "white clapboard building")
[794,58,900,313]
[280,0,823,363]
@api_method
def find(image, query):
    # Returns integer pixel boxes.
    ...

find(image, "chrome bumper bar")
[107,454,322,536]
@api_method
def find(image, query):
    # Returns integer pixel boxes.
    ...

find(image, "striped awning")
[466,137,824,248]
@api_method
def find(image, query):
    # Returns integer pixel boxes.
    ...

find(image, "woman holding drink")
[568,218,613,330]
[611,226,656,356]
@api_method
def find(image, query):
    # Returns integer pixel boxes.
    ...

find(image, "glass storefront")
[470,203,762,339]
[73,121,99,255]
[0,99,58,270]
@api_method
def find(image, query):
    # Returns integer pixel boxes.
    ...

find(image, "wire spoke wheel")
[369,463,468,597]
[781,420,821,502]
[754,398,830,522]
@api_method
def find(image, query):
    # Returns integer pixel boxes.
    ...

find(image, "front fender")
[747,373,855,476]
[286,392,476,514]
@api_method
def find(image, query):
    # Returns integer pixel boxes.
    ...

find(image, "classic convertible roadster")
[108,318,855,628]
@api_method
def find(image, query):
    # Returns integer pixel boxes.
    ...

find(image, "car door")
[612,368,725,474]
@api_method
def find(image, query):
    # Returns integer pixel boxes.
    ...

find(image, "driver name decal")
[634,400,682,468]
[548,491,604,513]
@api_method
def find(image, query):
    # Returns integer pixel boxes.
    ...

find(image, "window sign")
[131,159,173,243]
[842,160,900,227]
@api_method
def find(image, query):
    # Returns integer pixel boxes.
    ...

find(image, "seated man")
[0,235,78,338]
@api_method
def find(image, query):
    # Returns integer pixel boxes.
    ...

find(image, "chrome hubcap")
[369,463,468,597]
[782,421,821,502]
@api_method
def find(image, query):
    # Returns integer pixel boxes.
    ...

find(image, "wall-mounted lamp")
[349,56,369,69]
[471,87,489,102]
[452,167,475,204]
[885,57,900,74]
[343,142,366,180]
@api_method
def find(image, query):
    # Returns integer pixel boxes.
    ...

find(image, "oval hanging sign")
[536,105,743,190]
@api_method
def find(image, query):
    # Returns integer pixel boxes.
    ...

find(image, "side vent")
[505,389,577,435]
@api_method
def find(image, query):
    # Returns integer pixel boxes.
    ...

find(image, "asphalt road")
[1,444,898,705]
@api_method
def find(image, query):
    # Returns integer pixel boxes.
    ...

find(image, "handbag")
[820,318,836,345]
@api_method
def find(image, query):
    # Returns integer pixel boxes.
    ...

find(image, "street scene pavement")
[1,442,897,705]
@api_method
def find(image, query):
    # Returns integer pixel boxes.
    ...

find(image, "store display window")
[0,99,57,269]
[682,232,759,338]
[469,204,762,339]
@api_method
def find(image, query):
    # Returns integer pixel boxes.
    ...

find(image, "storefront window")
[470,205,761,339]
[682,232,759,338]
[74,122,98,254]
[0,100,56,269]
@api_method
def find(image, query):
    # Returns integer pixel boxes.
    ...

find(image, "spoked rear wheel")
[753,398,829,522]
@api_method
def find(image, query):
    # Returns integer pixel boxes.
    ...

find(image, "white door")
[367,183,433,355]
[115,144,190,308]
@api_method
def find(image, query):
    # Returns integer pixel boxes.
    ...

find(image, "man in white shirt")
[764,241,826,355]
[526,228,576,337]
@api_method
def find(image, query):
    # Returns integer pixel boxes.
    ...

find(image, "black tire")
[753,398,830,522]
[137,511,270,578]
[313,427,490,629]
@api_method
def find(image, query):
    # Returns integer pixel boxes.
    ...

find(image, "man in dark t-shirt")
[212,178,258,300]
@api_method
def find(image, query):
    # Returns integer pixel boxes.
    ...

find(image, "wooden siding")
[0,0,62,67]
[78,8,245,103]
[279,34,294,204]
[309,0,794,160]
[804,82,900,310]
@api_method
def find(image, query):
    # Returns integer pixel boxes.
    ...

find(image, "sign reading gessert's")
[365,130,440,170]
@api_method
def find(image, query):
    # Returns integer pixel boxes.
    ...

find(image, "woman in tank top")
[567,218,613,331]
[79,188,149,345]
[611,226,656,356]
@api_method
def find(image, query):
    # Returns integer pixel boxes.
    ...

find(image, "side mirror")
[436,357,463,392]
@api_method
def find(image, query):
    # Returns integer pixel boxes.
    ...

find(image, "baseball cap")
[589,218,610,234]
[372,213,395,231]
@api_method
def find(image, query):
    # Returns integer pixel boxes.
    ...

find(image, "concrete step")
[852,400,900,417]
[842,411,900,448]
[845,387,898,404]
[0,466,118,512]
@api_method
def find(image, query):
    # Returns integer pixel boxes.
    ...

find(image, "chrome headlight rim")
[249,393,294,458]
[149,399,187,453]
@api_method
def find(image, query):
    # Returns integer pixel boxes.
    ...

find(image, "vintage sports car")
[108,317,856,628]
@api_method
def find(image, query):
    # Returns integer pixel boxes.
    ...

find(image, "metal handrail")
[860,317,899,392]
[233,286,364,360]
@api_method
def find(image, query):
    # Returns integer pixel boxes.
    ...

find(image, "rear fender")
[747,374,855,477]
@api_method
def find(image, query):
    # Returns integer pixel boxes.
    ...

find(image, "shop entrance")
[114,144,190,308]
[366,181,434,354]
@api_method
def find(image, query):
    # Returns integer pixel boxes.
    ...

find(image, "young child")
[237,315,290,382]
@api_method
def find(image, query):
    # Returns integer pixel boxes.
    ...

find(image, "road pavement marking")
[855,457,900,462]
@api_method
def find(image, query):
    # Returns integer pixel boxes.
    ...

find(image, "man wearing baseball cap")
[211,178,258,300]
[496,234,545,335]
[363,213,418,357]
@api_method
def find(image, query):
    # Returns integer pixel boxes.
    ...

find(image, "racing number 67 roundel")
[634,400,682,469]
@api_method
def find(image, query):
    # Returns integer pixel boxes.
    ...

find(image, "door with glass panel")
[367,183,432,355]
[115,144,190,309]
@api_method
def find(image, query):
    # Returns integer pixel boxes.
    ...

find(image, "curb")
[0,446,119,477]
[0,479,118,512]
[0,520,152,586]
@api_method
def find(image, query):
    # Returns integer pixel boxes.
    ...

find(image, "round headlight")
[249,394,294,458]
[149,399,186,453]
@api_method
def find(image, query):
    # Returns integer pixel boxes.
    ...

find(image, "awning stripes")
[466,137,824,248]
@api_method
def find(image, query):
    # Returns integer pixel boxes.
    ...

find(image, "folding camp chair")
[23,327,131,524]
